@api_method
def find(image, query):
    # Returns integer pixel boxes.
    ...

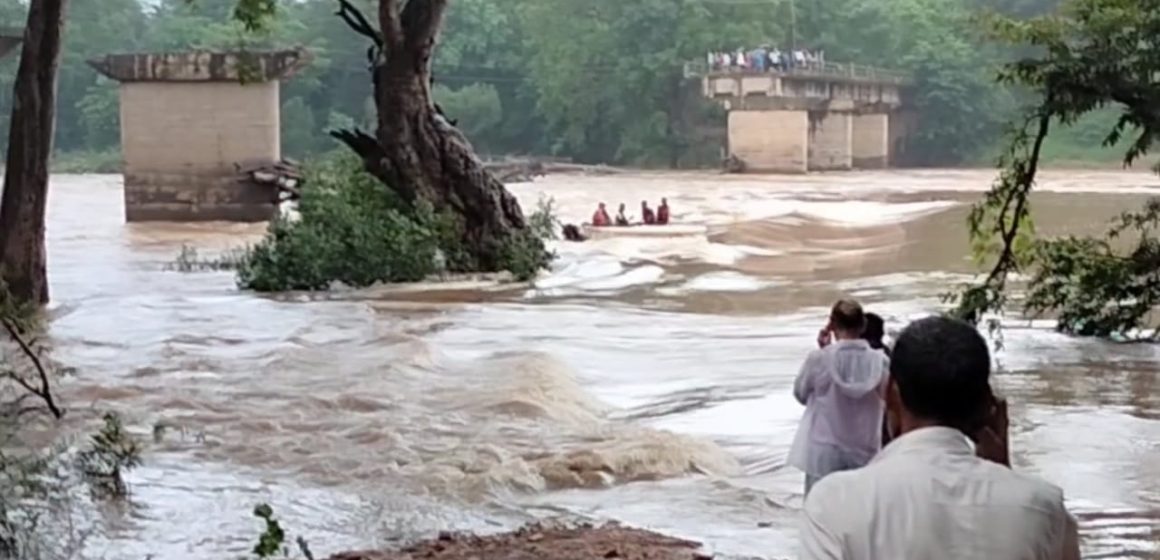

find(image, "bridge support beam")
[727,110,808,173]
[852,113,889,169]
[808,112,853,171]
[88,50,310,222]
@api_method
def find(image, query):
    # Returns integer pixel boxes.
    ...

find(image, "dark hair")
[890,316,991,430]
[863,312,888,354]
[829,299,866,334]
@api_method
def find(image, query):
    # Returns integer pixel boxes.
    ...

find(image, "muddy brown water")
[31,170,1160,558]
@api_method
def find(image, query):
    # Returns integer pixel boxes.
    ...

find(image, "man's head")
[619,203,626,211]
[661,197,668,205]
[886,316,992,437]
[598,202,606,210]
[828,299,865,338]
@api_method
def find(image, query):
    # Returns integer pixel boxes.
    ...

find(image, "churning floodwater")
[34,170,1160,559]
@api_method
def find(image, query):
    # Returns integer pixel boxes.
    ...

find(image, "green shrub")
[235,151,556,291]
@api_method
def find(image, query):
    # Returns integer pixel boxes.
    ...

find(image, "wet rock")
[327,522,712,560]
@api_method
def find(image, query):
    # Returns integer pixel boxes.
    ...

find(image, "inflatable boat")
[581,223,708,240]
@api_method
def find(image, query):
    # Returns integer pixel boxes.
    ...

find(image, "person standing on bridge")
[752,46,768,72]
[769,47,783,72]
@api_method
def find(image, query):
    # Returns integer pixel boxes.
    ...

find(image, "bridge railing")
[684,60,912,84]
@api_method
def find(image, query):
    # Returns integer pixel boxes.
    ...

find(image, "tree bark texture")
[0,0,69,306]
[331,0,530,271]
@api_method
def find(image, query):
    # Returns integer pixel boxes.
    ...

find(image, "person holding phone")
[789,300,890,495]
[800,315,1080,560]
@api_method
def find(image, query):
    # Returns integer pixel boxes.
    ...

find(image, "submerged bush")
[235,152,555,291]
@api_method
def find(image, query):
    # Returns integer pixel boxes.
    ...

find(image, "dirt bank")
[328,523,713,560]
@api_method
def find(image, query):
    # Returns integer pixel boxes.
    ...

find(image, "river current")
[35,170,1160,559]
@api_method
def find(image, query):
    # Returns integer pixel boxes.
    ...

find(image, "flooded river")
[40,170,1160,559]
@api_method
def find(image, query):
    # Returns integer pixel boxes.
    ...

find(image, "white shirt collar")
[872,426,974,464]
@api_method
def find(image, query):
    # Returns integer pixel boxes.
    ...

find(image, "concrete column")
[852,113,889,169]
[727,110,808,173]
[88,50,311,222]
[807,112,853,171]
[888,111,917,166]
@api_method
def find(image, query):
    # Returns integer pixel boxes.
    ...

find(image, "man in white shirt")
[800,316,1081,560]
[788,299,890,495]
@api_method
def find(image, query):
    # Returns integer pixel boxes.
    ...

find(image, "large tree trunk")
[331,0,530,271]
[0,0,68,306]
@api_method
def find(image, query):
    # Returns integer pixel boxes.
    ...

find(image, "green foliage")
[251,503,285,558]
[955,0,1160,339]
[1024,199,1160,339]
[234,152,555,291]
[78,412,143,497]
[281,97,321,158]
[433,83,503,144]
[235,152,444,291]
[0,0,1112,168]
[249,503,315,559]
[167,245,248,272]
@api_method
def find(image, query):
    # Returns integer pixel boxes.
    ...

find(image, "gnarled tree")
[0,0,69,306]
[953,0,1160,340]
[236,0,545,273]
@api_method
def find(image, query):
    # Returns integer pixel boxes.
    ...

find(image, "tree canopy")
[0,0,1127,170]
[953,0,1160,340]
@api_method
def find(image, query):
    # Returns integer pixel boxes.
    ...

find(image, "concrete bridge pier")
[88,50,310,222]
[697,65,912,173]
[808,112,853,171]
[727,110,808,173]
[852,113,890,169]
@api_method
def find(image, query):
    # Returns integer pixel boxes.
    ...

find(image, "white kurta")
[800,426,1081,560]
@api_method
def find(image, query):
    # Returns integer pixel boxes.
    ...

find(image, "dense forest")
[0,0,1134,170]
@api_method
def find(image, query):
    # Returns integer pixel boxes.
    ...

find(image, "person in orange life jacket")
[656,198,671,225]
[615,203,630,226]
[641,201,657,225]
[591,202,611,226]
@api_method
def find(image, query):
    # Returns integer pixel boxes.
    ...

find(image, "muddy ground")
[328,523,715,560]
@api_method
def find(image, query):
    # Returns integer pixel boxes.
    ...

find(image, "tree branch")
[1,317,63,419]
[328,127,416,203]
[379,0,404,51]
[334,0,382,48]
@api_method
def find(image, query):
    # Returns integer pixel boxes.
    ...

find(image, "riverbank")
[38,148,1155,177]
[328,523,715,560]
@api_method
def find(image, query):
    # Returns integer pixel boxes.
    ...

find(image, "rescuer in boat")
[562,223,586,241]
[656,198,671,225]
[641,201,657,225]
[615,203,630,226]
[591,202,612,226]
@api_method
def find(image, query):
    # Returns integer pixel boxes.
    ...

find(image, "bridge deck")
[684,61,912,86]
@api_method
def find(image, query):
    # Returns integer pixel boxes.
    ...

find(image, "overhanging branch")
[1,317,63,419]
[334,0,382,48]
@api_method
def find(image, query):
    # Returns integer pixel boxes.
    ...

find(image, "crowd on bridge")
[707,46,826,73]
